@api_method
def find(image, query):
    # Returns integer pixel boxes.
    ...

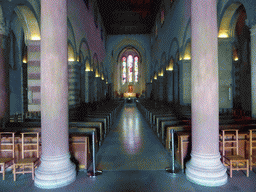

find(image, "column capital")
[27,39,41,46]
[0,20,10,36]
[245,18,256,35]
[250,24,256,36]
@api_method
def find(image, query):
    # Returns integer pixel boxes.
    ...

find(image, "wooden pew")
[154,116,177,137]
[69,122,103,146]
[86,115,110,134]
[161,120,190,144]
[84,117,108,137]
[69,132,90,170]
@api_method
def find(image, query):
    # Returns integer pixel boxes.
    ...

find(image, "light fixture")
[218,32,229,38]
[31,35,41,40]
[22,57,27,64]
[183,56,191,60]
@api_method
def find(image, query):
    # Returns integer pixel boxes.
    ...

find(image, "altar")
[123,93,136,103]
[123,92,136,98]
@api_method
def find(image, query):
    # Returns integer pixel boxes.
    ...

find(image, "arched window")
[122,57,127,84]
[134,56,138,82]
[121,54,139,84]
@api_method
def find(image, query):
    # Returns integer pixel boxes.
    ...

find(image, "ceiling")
[96,0,162,35]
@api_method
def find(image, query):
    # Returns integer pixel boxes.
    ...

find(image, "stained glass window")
[161,6,164,25]
[122,57,126,84]
[121,55,139,84]
[127,55,133,82]
[134,56,138,82]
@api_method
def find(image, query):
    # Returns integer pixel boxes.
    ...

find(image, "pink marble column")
[34,0,76,189]
[0,34,8,127]
[186,0,227,186]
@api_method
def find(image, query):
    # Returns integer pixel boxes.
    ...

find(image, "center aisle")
[96,103,172,171]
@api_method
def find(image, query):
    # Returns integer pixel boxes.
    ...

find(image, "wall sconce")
[234,57,239,61]
[22,58,27,64]
[68,58,75,62]
[218,32,229,38]
[166,67,173,71]
[183,56,191,60]
[31,35,41,40]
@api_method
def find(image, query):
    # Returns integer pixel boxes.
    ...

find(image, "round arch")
[79,38,91,70]
[68,41,75,61]
[168,37,179,62]
[93,53,99,76]
[14,5,40,44]
[161,52,166,68]
[68,18,77,60]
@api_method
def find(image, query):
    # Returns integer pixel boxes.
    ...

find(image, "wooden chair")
[249,129,256,171]
[13,132,40,181]
[0,132,15,180]
[221,129,249,178]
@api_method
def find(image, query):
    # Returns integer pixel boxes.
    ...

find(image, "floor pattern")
[1,103,256,191]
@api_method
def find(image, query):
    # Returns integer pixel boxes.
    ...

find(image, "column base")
[186,152,227,187]
[34,153,76,189]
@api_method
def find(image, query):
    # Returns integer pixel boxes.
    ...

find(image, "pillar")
[186,0,227,186]
[158,76,164,101]
[27,40,41,112]
[251,24,256,118]
[0,29,8,127]
[34,0,76,189]
[84,71,90,103]
[166,70,173,102]
[68,61,81,108]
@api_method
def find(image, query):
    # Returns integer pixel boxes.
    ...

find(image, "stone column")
[84,71,90,103]
[158,76,164,101]
[35,0,76,189]
[90,72,95,103]
[68,61,81,108]
[251,24,256,118]
[27,40,41,112]
[166,70,173,102]
[0,31,8,127]
[186,0,227,186]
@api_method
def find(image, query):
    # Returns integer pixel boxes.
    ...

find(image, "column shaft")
[35,0,76,189]
[0,34,8,127]
[158,76,164,101]
[186,0,227,186]
[166,71,173,102]
[27,40,41,112]
[251,25,256,118]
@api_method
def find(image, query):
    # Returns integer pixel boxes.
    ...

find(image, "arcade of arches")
[0,0,256,190]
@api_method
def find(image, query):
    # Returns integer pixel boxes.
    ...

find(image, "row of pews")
[136,99,256,172]
[1,99,124,172]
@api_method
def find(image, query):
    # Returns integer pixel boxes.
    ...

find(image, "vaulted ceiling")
[97,0,161,35]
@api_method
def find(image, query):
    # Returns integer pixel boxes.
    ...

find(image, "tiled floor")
[1,103,256,191]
